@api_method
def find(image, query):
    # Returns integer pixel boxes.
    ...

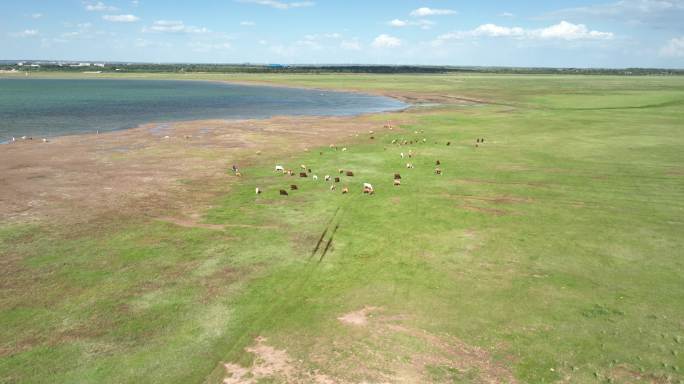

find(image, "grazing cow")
[363,183,374,194]
[370,136,375,140]
[299,172,308,178]
[275,165,285,172]
[476,138,480,143]
[391,139,397,144]
[287,170,294,176]
[329,144,337,150]
[338,169,344,174]
[313,175,319,181]
[394,173,401,180]
[334,177,340,183]
[400,152,405,159]
[232,164,239,172]
[279,189,289,196]
[290,184,298,190]
[330,185,336,191]
[408,150,413,158]
[255,187,262,195]
[300,164,307,170]
[42,138,48,143]
[235,172,242,177]
[394,179,401,186]
[369,130,374,134]
[482,138,485,143]
[435,160,441,165]
[342,147,347,152]
[325,175,331,182]
[346,171,354,177]
[342,187,349,194]
[406,163,414,169]
[447,141,451,146]
[435,168,442,175]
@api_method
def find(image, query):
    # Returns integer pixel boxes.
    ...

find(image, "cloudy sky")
[2,0,684,68]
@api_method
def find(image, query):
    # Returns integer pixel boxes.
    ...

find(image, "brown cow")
[299,172,308,177]
[394,173,401,180]
[334,177,340,183]
[346,171,354,177]
[279,189,289,196]
[290,185,298,190]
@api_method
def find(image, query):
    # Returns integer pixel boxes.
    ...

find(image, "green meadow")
[1,74,684,383]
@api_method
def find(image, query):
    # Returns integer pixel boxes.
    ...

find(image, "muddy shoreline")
[0,111,419,225]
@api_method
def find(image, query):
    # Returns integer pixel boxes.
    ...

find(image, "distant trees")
[3,63,683,76]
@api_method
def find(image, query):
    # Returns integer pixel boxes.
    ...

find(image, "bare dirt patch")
[223,307,516,383]
[223,336,338,384]
[337,306,380,326]
[0,113,413,226]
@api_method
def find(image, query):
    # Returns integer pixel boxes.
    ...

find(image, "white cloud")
[85,1,118,12]
[660,36,684,57]
[240,21,256,26]
[434,21,613,45]
[103,14,140,23]
[410,7,456,17]
[546,0,684,26]
[238,0,315,9]
[340,40,361,50]
[473,24,526,37]
[499,12,515,17]
[11,29,39,38]
[143,20,209,33]
[371,34,401,48]
[388,19,434,29]
[131,0,140,6]
[31,13,43,19]
[537,20,613,40]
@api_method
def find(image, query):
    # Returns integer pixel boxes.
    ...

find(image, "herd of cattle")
[232,125,485,198]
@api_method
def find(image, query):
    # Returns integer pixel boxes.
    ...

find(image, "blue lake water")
[0,78,406,142]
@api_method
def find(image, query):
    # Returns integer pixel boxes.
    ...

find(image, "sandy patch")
[337,306,380,326]
[223,337,339,384]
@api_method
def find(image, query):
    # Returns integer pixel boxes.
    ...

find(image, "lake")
[0,78,406,142]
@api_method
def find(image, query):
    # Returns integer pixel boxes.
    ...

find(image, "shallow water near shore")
[0,78,406,142]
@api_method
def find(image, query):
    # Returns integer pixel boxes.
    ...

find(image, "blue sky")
[2,0,684,68]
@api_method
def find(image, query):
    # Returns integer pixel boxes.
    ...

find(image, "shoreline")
[0,77,412,144]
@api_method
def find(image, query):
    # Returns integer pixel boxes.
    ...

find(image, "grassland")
[1,73,684,383]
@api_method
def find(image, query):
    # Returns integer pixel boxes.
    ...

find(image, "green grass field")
[1,74,684,383]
